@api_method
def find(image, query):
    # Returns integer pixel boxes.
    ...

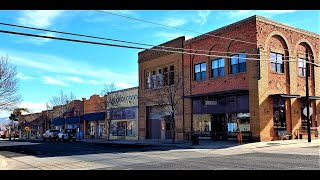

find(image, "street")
[0,139,319,170]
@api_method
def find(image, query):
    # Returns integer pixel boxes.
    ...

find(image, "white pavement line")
[0,159,8,167]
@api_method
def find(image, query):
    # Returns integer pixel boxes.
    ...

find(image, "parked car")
[58,129,77,142]
[43,129,60,141]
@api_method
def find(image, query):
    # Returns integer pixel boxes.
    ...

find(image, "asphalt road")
[0,140,170,158]
[0,140,319,170]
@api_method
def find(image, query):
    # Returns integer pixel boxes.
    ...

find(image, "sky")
[0,10,319,117]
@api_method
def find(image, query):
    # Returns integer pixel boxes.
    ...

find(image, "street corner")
[0,158,8,168]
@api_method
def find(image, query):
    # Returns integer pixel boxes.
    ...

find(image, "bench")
[277,130,292,140]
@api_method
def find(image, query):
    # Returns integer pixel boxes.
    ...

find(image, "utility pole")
[305,49,311,143]
[46,102,49,131]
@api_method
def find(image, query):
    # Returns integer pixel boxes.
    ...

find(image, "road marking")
[0,159,8,167]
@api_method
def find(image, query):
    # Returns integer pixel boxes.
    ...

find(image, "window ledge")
[297,76,311,79]
[270,71,285,75]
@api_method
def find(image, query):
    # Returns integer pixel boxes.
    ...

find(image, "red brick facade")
[138,15,320,142]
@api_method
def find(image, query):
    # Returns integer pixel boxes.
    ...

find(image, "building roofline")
[185,15,319,45]
[185,15,257,45]
[138,36,185,55]
[108,86,139,94]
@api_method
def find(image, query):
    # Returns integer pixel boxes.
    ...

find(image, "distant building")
[108,87,138,140]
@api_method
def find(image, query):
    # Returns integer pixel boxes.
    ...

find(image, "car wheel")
[43,137,46,141]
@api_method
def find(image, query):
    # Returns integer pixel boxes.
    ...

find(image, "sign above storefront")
[203,100,217,106]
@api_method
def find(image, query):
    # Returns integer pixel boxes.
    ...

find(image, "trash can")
[191,134,199,145]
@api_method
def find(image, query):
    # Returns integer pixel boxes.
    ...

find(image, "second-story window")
[270,52,284,73]
[163,67,168,86]
[211,58,224,78]
[152,70,156,89]
[298,58,310,77]
[195,62,206,81]
[146,72,151,89]
[158,68,162,87]
[169,66,174,85]
[231,53,246,74]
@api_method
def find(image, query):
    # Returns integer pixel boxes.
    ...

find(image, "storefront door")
[211,114,227,140]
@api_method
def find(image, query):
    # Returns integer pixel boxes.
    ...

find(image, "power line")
[0,21,315,61]
[94,10,257,45]
[0,29,319,67]
[94,10,318,57]
[0,21,279,58]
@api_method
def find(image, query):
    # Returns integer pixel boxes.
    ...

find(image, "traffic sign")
[24,126,30,131]
[303,107,313,117]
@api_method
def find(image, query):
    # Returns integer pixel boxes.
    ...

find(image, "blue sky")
[0,10,319,117]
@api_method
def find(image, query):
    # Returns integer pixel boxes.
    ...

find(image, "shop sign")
[24,126,30,131]
[203,100,217,106]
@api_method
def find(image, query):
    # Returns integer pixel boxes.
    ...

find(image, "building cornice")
[256,15,320,39]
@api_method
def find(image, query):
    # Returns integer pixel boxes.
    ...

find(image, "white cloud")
[153,32,193,42]
[89,80,100,85]
[197,10,211,25]
[115,82,135,89]
[161,18,187,27]
[264,10,297,14]
[228,10,297,19]
[0,111,10,118]
[16,73,33,80]
[229,10,251,18]
[18,101,48,114]
[42,76,68,86]
[1,48,138,87]
[66,76,84,83]
[17,10,64,28]
[15,32,56,46]
[83,10,137,23]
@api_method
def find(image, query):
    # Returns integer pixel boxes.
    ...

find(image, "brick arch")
[294,39,315,61]
[264,31,290,55]
[208,43,226,61]
[226,36,247,53]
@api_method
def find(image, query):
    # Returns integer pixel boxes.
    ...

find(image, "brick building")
[82,94,106,139]
[138,15,319,142]
[138,37,188,140]
[108,87,138,140]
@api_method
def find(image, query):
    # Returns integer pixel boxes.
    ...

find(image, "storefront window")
[86,123,91,135]
[98,123,105,136]
[192,114,211,137]
[226,113,250,132]
[111,121,127,136]
[126,121,136,136]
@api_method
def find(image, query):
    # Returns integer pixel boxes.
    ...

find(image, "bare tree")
[50,90,76,115]
[98,83,123,141]
[50,90,76,120]
[0,55,21,111]
[147,72,185,144]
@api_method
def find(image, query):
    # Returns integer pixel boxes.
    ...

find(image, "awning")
[269,94,301,98]
[300,96,320,100]
[65,116,81,124]
[183,89,248,98]
[52,118,65,126]
[83,112,105,121]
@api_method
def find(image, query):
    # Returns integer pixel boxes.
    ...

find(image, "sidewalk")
[77,138,320,149]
